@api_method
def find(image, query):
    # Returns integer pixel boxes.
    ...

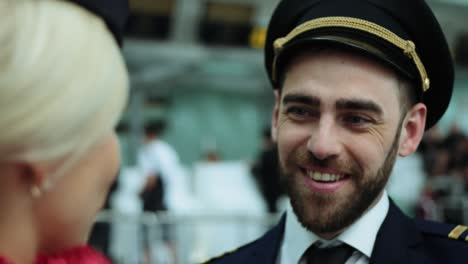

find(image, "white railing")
[92,211,280,264]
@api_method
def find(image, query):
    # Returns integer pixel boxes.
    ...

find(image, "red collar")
[0,256,13,264]
[1,246,110,264]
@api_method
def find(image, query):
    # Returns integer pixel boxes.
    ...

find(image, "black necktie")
[304,243,354,264]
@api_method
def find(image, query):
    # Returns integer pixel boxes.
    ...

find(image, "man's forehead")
[280,65,401,117]
[282,49,402,99]
[285,47,401,81]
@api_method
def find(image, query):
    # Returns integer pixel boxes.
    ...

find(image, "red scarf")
[0,246,110,264]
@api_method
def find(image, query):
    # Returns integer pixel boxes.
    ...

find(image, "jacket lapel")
[247,214,286,263]
[370,200,427,264]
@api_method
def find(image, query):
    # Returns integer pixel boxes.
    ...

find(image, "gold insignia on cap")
[448,225,468,240]
[272,16,430,92]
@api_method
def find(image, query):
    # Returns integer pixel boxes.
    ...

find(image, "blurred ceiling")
[123,0,468,96]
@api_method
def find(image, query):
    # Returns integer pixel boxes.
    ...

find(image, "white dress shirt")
[278,191,390,264]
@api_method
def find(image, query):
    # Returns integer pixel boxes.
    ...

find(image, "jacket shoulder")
[202,214,286,264]
[416,219,468,243]
[201,237,261,264]
[414,219,468,263]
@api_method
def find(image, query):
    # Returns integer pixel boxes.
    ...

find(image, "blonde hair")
[0,0,129,165]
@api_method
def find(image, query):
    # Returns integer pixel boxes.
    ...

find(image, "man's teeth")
[307,171,344,182]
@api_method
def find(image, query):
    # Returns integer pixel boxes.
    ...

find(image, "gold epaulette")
[417,219,468,243]
[448,225,468,241]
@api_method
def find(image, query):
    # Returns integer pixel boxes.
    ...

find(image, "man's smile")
[307,170,346,182]
[299,167,351,193]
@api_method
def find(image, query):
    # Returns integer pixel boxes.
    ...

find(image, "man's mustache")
[290,148,361,176]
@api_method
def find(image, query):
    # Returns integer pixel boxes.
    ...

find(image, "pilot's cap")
[264,0,454,130]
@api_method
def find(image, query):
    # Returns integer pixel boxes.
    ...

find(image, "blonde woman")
[0,0,129,263]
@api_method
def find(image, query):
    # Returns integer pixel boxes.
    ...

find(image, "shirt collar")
[338,191,389,257]
[280,191,389,263]
[280,202,317,264]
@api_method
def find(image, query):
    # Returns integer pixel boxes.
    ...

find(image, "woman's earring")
[31,186,42,198]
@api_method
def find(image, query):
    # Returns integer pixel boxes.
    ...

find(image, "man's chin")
[290,195,354,235]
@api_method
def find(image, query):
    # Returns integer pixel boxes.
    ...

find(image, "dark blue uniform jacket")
[204,201,468,263]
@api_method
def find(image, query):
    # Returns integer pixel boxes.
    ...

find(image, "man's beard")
[283,128,401,236]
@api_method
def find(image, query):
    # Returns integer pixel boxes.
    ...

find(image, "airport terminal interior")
[90,0,468,263]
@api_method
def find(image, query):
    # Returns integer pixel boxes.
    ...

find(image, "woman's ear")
[16,162,51,198]
[398,103,427,157]
[29,163,49,185]
[0,161,49,198]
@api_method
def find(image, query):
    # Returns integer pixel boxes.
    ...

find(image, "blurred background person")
[138,120,195,214]
[251,127,284,213]
[137,120,197,263]
[138,121,169,215]
[0,0,128,263]
[137,120,172,264]
[415,123,468,223]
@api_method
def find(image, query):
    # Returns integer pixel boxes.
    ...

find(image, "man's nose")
[306,116,342,161]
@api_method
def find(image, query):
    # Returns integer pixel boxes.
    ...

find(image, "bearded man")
[204,0,468,263]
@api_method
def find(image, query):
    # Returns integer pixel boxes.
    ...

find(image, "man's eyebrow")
[282,93,320,107]
[336,98,383,116]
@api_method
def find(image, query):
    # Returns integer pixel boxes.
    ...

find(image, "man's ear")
[398,103,427,157]
[271,90,281,143]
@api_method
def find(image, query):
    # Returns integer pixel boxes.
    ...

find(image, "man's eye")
[343,115,372,126]
[286,107,313,118]
[288,107,306,115]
